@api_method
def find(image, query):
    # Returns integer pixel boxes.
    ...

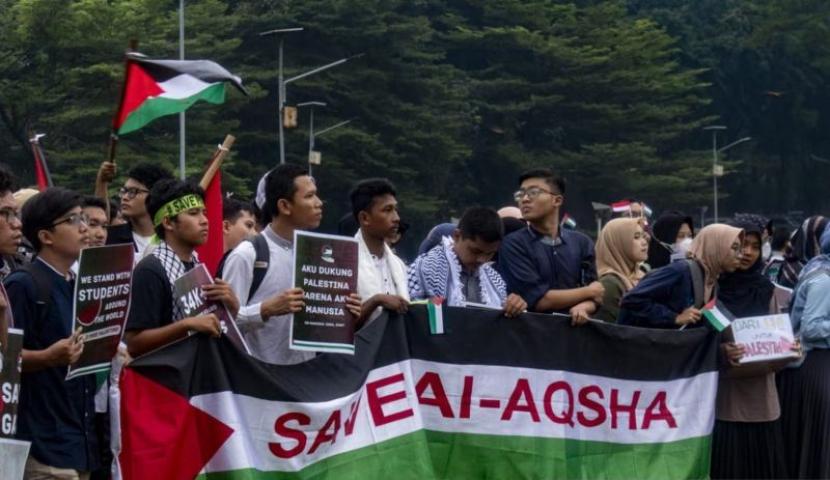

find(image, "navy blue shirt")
[618,260,704,329]
[5,259,100,471]
[497,226,596,313]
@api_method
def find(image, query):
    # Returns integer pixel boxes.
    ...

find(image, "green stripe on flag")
[702,303,732,332]
[197,430,711,480]
[118,82,226,134]
[427,301,444,334]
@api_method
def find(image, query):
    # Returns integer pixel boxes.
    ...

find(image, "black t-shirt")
[126,254,195,332]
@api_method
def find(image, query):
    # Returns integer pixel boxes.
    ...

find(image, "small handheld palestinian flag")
[561,214,577,229]
[427,297,445,335]
[113,53,247,135]
[611,200,631,213]
[702,299,734,332]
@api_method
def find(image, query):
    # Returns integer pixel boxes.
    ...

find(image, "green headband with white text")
[152,194,205,227]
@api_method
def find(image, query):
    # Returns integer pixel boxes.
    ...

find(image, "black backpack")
[685,259,706,309]
[217,233,270,304]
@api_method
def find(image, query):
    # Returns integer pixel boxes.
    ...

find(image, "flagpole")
[178,0,186,180]
[199,135,236,190]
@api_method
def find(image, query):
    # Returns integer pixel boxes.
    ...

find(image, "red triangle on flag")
[119,369,233,480]
[114,62,165,130]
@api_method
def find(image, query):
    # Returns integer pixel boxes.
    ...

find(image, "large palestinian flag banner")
[119,306,718,479]
[113,53,246,135]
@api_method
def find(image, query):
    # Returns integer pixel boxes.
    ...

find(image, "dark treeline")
[1,0,828,252]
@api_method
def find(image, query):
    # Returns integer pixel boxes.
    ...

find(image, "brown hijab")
[688,224,744,302]
[596,218,645,291]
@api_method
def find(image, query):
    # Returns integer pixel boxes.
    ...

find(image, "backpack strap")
[20,261,54,325]
[685,259,705,309]
[248,234,270,303]
[215,234,271,305]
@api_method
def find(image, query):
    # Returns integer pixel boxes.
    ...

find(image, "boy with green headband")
[125,179,240,357]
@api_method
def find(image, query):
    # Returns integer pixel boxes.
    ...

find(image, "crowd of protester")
[0,159,827,479]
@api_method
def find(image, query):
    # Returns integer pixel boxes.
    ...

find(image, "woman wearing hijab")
[646,212,695,269]
[618,224,743,329]
[777,215,828,288]
[777,225,830,478]
[594,218,648,323]
[711,220,792,480]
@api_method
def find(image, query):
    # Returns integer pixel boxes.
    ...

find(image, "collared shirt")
[497,226,596,313]
[372,253,396,295]
[221,226,315,365]
[4,258,99,471]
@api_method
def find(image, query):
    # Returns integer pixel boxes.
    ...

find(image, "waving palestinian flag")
[113,53,246,135]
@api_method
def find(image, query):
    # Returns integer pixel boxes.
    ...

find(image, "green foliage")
[8,0,824,249]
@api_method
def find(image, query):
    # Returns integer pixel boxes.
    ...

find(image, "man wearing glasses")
[498,168,604,325]
[4,188,101,479]
[106,164,173,262]
[0,165,23,281]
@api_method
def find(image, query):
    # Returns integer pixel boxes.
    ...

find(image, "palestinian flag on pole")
[118,306,719,479]
[113,53,246,135]
[702,299,734,332]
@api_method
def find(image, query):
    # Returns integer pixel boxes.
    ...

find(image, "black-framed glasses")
[0,207,20,224]
[51,212,89,228]
[513,187,559,203]
[118,186,150,199]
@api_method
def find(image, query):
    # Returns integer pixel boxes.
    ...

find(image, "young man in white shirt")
[222,164,360,364]
[350,179,410,321]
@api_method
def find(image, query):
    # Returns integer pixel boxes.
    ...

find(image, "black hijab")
[718,221,774,317]
[647,212,694,269]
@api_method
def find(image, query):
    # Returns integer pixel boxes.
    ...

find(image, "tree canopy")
[1,0,827,250]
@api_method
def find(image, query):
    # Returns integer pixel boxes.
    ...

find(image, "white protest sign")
[731,313,799,364]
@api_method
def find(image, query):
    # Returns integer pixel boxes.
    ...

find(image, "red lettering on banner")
[269,412,310,458]
[610,389,641,430]
[501,379,540,422]
[577,385,606,427]
[366,373,414,427]
[344,395,362,436]
[459,376,473,419]
[308,410,341,454]
[543,381,575,427]
[415,372,455,418]
[641,391,677,429]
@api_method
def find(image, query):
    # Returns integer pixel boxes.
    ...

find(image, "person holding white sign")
[711,220,797,480]
[777,223,830,479]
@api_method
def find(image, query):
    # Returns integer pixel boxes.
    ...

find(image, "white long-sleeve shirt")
[221,226,314,365]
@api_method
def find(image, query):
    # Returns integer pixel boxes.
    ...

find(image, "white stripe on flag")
[428,302,444,334]
[157,74,217,99]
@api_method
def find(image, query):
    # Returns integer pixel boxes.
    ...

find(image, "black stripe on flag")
[128,305,718,403]
[126,53,247,94]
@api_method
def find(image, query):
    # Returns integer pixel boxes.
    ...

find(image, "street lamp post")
[702,126,752,223]
[260,28,362,164]
[259,27,303,165]
[703,125,726,223]
[297,101,327,176]
[178,0,186,179]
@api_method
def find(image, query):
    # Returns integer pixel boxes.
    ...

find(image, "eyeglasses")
[0,208,20,224]
[513,187,559,203]
[51,212,89,228]
[119,186,150,199]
